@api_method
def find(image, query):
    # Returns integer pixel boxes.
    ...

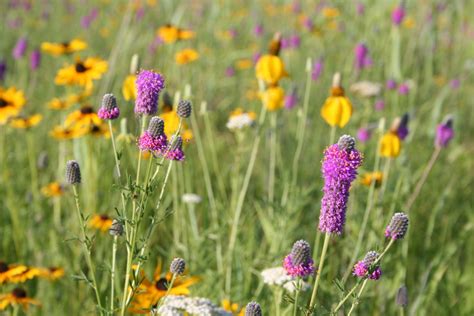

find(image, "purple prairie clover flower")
[392,4,406,26]
[375,99,385,111]
[135,6,145,21]
[283,240,315,278]
[225,66,235,77]
[13,37,27,59]
[98,94,120,120]
[134,70,165,115]
[397,113,410,140]
[318,135,363,235]
[281,37,291,50]
[356,2,365,16]
[385,212,409,240]
[290,35,301,49]
[138,117,168,153]
[30,49,41,71]
[435,116,454,148]
[450,78,460,90]
[353,251,382,280]
[81,8,98,29]
[357,127,371,143]
[0,61,6,82]
[312,59,323,81]
[253,24,264,37]
[354,43,371,70]
[398,83,410,95]
[166,135,185,161]
[245,302,262,316]
[284,88,298,109]
[303,17,314,31]
[386,79,397,90]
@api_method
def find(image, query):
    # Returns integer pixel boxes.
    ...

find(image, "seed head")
[362,251,379,267]
[66,160,81,184]
[102,93,117,111]
[147,117,165,137]
[109,219,124,237]
[337,135,356,152]
[170,135,183,151]
[396,285,408,307]
[177,100,192,118]
[385,212,409,240]
[170,258,186,275]
[245,301,262,316]
[290,240,311,266]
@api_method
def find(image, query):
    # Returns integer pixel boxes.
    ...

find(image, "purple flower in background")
[166,135,185,161]
[148,36,164,54]
[375,99,385,111]
[319,135,363,235]
[13,37,27,59]
[284,88,298,109]
[312,59,323,81]
[81,8,98,29]
[303,17,314,31]
[353,251,382,280]
[134,70,165,115]
[354,42,372,70]
[30,49,41,71]
[225,66,235,77]
[386,79,397,90]
[292,1,301,13]
[396,113,410,140]
[281,37,291,50]
[98,94,120,120]
[450,78,460,90]
[435,116,454,148]
[0,61,6,82]
[357,127,371,143]
[385,212,409,240]
[254,24,264,37]
[290,35,301,49]
[252,52,262,64]
[392,4,406,26]
[283,240,315,278]
[398,83,410,95]
[356,2,365,16]
[228,28,238,39]
[7,17,22,29]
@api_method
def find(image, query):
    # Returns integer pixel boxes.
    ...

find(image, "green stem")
[268,112,277,203]
[108,120,121,178]
[329,126,337,145]
[332,279,363,313]
[110,235,118,313]
[293,279,302,316]
[347,279,368,316]
[308,233,331,313]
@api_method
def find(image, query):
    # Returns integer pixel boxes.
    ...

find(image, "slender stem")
[379,157,392,199]
[293,279,302,316]
[268,112,277,203]
[26,133,40,202]
[155,274,177,310]
[308,233,331,312]
[333,279,363,313]
[72,185,103,314]
[347,279,368,315]
[275,287,282,316]
[110,235,118,313]
[329,126,337,145]
[108,120,121,178]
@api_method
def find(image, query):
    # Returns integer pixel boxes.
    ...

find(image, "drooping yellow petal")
[260,86,285,111]
[122,74,137,101]
[380,132,401,158]
[320,96,353,127]
[255,55,288,84]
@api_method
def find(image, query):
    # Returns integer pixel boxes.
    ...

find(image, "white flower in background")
[154,295,232,316]
[182,193,202,204]
[261,267,311,293]
[226,108,257,130]
[350,81,382,97]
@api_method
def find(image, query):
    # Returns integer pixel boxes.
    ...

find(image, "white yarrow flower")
[226,113,255,130]
[261,267,311,293]
[182,193,202,204]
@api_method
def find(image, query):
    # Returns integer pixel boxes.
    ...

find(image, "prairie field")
[0,1,473,315]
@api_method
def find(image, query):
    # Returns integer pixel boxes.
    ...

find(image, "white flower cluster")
[350,81,382,97]
[153,295,232,316]
[182,193,202,204]
[226,113,255,130]
[261,267,311,293]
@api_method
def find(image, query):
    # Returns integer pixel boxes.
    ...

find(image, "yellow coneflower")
[49,125,85,140]
[321,73,353,128]
[0,87,26,125]
[175,48,199,65]
[156,24,195,43]
[130,262,199,313]
[39,267,65,280]
[360,172,383,187]
[8,267,41,284]
[222,299,245,316]
[55,57,107,88]
[10,114,42,129]
[255,55,288,84]
[380,131,401,158]
[260,85,285,111]
[122,74,137,101]
[89,214,113,232]
[0,288,40,311]
[0,262,28,285]
[41,39,87,56]
[41,182,64,197]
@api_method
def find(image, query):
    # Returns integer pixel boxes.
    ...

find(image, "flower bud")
[177,100,192,118]
[66,160,81,184]
[170,258,186,275]
[245,301,262,316]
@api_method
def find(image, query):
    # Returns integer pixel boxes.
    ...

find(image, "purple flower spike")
[386,79,397,90]
[435,116,454,148]
[283,240,315,278]
[284,88,298,109]
[353,251,382,280]
[98,94,120,120]
[385,212,409,240]
[134,70,165,115]
[398,83,410,95]
[30,49,41,71]
[319,135,363,235]
[375,99,385,111]
[397,113,410,140]
[357,127,371,143]
[356,2,365,16]
[13,37,28,59]
[253,24,264,37]
[166,136,185,161]
[312,59,323,81]
[392,5,406,26]
[354,43,371,70]
[138,117,168,154]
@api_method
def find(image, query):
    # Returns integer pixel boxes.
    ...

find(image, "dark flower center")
[155,278,168,291]
[61,42,70,48]
[0,262,8,273]
[0,98,9,108]
[99,214,109,220]
[75,62,88,73]
[12,288,27,298]
[80,106,94,114]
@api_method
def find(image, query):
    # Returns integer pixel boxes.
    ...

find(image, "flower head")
[134,70,165,115]
[255,55,288,84]
[89,214,113,232]
[41,39,87,56]
[30,49,41,71]
[353,251,382,280]
[10,114,42,129]
[12,37,27,60]
[284,87,298,109]
[138,117,168,153]
[283,240,315,278]
[396,113,410,140]
[360,172,383,187]
[321,73,353,127]
[357,127,372,143]
[435,116,454,148]
[261,85,285,111]
[166,135,185,161]
[380,131,401,158]
[385,212,409,240]
[54,57,107,88]
[392,4,406,26]
[177,99,192,118]
[0,288,40,311]
[319,135,363,234]
[0,86,26,125]
[245,301,262,316]
[170,258,186,275]
[109,219,124,237]
[312,59,324,81]
[175,48,199,65]
[98,93,120,120]
[354,43,372,70]
[65,160,81,184]
[396,285,409,307]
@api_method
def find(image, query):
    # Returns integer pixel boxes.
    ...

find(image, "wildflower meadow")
[1,1,473,315]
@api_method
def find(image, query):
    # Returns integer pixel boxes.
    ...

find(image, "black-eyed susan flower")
[0,262,28,284]
[47,89,91,110]
[10,114,42,129]
[122,74,137,101]
[41,39,87,56]
[360,172,383,187]
[55,57,107,88]
[222,299,245,316]
[8,267,42,283]
[49,125,85,140]
[89,214,113,232]
[260,85,285,111]
[39,267,65,280]
[320,73,353,128]
[175,48,199,65]
[0,288,40,311]
[64,106,102,129]
[88,122,110,138]
[130,262,199,313]
[380,131,401,158]
[0,86,26,125]
[156,24,195,43]
[41,182,64,197]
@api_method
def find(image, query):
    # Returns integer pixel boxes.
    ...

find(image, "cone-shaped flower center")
[12,288,27,298]
[0,262,8,272]
[155,278,168,291]
[75,62,88,73]
[0,98,9,108]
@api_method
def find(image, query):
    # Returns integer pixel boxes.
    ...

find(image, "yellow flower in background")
[88,122,111,138]
[175,48,199,65]
[157,25,195,43]
[41,39,87,56]
[47,89,91,110]
[255,55,288,84]
[64,106,102,129]
[0,262,28,285]
[182,129,193,142]
[235,59,253,70]
[403,16,416,29]
[222,299,245,316]
[360,172,383,187]
[160,110,193,141]
[260,85,285,111]
[230,108,257,120]
[7,267,41,284]
[50,125,85,140]
[41,182,64,197]
[55,57,108,88]
[0,87,26,125]
[322,7,340,18]
[39,267,65,281]
[89,214,113,232]
[10,114,42,129]
[122,74,137,101]
[321,87,353,128]
[0,288,41,311]
[380,131,401,158]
